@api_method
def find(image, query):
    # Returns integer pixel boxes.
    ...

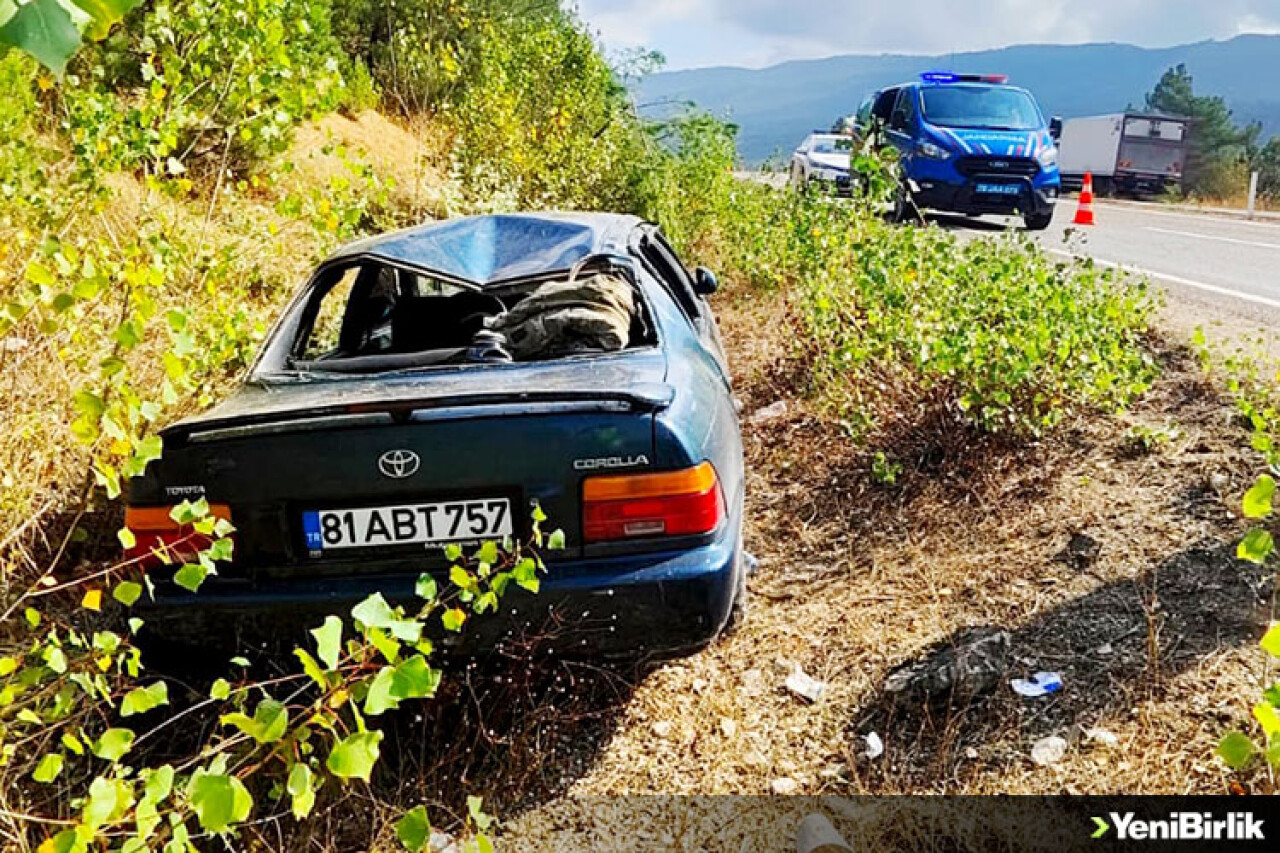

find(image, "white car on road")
[789,132,854,194]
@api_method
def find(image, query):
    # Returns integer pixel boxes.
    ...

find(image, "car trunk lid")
[136,352,668,579]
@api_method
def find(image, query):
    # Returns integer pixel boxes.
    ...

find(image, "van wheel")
[1025,210,1054,231]
[890,180,915,223]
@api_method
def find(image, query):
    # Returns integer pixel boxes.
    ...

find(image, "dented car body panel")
[129,213,745,657]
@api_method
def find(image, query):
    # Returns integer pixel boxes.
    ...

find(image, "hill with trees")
[637,35,1280,165]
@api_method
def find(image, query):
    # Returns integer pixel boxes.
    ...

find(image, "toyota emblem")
[378,449,420,479]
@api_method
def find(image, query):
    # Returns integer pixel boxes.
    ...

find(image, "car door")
[884,87,919,163]
[639,229,732,387]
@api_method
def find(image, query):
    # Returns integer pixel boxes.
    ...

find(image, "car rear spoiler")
[163,386,676,445]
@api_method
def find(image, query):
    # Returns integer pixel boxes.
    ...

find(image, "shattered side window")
[300,267,360,360]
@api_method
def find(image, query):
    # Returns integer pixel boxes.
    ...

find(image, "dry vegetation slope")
[505,282,1271,844]
[0,111,444,579]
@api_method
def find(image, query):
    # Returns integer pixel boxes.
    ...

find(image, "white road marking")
[1094,201,1280,230]
[1046,249,1280,311]
[1144,225,1280,250]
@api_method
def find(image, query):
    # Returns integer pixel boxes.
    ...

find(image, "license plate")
[975,182,1021,196]
[303,498,513,551]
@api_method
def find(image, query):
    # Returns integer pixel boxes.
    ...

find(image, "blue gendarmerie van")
[856,73,1063,229]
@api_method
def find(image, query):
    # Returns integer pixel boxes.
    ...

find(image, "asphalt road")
[933,200,1280,336]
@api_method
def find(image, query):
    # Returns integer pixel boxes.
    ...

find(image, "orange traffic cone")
[1073,172,1096,226]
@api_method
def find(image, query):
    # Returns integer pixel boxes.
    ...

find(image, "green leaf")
[112,580,142,605]
[326,730,383,782]
[210,678,231,701]
[477,540,498,565]
[287,763,316,820]
[189,772,253,833]
[1218,731,1256,769]
[443,543,462,561]
[363,665,398,716]
[83,776,132,828]
[220,698,288,744]
[1238,528,1274,565]
[1262,624,1280,658]
[547,528,566,550]
[311,615,343,670]
[70,0,142,40]
[352,593,396,629]
[1244,475,1276,519]
[173,563,208,592]
[1254,702,1280,739]
[92,727,135,761]
[414,574,438,602]
[442,607,466,632]
[396,805,432,852]
[389,655,439,701]
[143,764,174,804]
[365,655,440,715]
[467,795,493,832]
[40,827,90,853]
[2,0,78,74]
[121,681,169,717]
[32,752,63,783]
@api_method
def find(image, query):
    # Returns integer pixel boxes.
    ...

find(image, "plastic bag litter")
[1011,671,1063,697]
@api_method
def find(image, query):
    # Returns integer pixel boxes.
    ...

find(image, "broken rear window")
[288,258,653,374]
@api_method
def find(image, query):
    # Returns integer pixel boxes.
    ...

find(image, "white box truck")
[1058,112,1190,197]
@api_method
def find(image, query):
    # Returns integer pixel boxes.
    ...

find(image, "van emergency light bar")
[920,72,1009,84]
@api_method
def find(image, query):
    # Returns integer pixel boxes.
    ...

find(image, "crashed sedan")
[124,213,746,657]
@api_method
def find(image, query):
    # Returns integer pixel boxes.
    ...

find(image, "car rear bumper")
[138,527,742,660]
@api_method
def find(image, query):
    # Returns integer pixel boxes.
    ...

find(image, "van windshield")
[920,85,1042,130]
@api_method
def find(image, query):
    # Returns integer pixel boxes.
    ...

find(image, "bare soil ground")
[492,286,1274,849]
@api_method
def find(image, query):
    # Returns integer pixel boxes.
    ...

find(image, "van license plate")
[303,499,513,551]
[975,183,1021,195]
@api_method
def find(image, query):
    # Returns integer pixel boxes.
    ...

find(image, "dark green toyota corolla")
[124,213,746,657]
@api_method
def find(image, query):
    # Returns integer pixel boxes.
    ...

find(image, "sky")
[573,0,1280,71]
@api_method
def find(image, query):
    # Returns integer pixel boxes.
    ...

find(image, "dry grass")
[0,113,453,595]
[497,284,1275,847]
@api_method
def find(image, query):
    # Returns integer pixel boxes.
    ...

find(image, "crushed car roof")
[326,212,643,285]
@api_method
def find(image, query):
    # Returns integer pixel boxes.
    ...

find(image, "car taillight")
[582,462,724,542]
[124,504,232,567]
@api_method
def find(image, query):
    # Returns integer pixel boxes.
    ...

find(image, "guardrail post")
[1248,170,1259,220]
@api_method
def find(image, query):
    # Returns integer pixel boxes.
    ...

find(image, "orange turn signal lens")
[583,462,717,502]
[124,504,231,531]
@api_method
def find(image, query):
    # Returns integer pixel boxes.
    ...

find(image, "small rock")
[1085,727,1119,747]
[770,777,799,795]
[964,746,979,760]
[784,664,828,703]
[720,717,737,738]
[692,677,709,694]
[1030,735,1069,766]
[431,830,460,853]
[863,731,884,760]
[0,337,29,352]
[883,626,1010,707]
[749,400,788,425]
[652,721,672,738]
[1210,471,1230,494]
[1095,642,1113,656]
[1059,533,1101,569]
